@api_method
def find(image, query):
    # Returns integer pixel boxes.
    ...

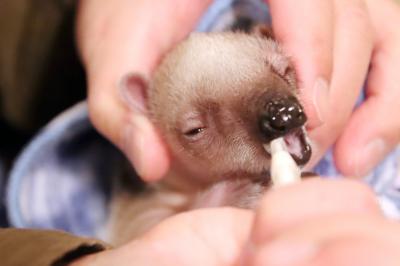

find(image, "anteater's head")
[131,32,312,185]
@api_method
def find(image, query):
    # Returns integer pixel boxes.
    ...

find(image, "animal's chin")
[283,127,312,166]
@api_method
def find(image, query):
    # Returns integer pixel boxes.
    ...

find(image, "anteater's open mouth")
[282,127,311,166]
[265,127,312,166]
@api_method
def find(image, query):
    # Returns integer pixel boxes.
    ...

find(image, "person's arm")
[0,228,110,266]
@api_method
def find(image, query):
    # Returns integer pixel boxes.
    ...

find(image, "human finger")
[250,178,382,245]
[268,0,334,129]
[334,0,400,176]
[306,0,375,168]
[249,214,400,266]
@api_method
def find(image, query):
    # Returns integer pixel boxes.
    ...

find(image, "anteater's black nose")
[259,95,306,140]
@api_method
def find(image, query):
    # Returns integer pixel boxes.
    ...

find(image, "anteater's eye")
[184,127,205,137]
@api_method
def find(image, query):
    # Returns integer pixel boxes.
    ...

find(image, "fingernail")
[118,73,148,113]
[122,118,147,177]
[312,77,330,127]
[355,138,388,177]
[252,240,318,266]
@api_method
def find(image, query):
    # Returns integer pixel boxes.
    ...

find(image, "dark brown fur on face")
[106,30,311,245]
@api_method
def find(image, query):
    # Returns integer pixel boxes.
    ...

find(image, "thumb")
[87,71,170,182]
[77,0,212,181]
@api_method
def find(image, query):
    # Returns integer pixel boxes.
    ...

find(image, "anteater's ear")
[252,24,275,39]
[119,73,149,114]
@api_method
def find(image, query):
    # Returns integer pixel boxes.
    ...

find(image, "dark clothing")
[0,228,109,266]
[0,2,100,265]
[0,0,85,132]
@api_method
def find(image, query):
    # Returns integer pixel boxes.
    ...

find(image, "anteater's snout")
[259,95,306,141]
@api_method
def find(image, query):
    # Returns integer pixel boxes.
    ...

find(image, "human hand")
[245,178,400,266]
[268,0,400,176]
[70,207,253,266]
[76,0,212,182]
[72,178,400,266]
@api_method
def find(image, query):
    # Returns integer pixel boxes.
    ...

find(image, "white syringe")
[266,137,301,187]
